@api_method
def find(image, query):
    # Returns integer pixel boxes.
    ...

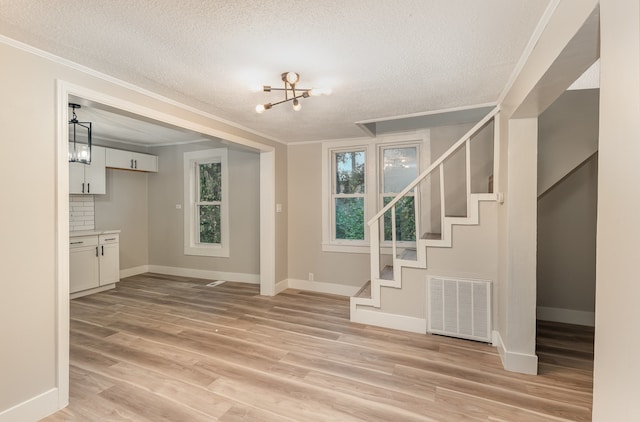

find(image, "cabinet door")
[106,148,133,170]
[84,146,106,194]
[69,161,86,194]
[99,242,120,286]
[132,152,158,172]
[70,246,100,293]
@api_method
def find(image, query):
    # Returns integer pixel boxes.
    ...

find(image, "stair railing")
[368,107,499,281]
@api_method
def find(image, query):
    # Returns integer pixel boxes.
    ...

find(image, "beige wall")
[430,122,494,232]
[495,0,599,374]
[287,143,370,287]
[147,142,260,276]
[593,0,640,418]
[538,89,599,195]
[0,38,283,418]
[536,90,599,317]
[537,156,597,313]
[94,169,150,270]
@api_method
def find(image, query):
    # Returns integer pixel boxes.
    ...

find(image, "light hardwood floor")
[43,274,594,421]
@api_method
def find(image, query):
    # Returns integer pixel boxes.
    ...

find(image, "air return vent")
[427,276,491,342]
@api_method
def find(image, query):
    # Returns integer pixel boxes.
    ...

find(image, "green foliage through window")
[335,198,365,240]
[383,196,416,241]
[198,162,222,244]
[199,163,221,202]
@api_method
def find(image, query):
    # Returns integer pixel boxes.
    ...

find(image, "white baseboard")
[537,306,595,327]
[492,330,538,375]
[70,283,116,299]
[120,265,149,279]
[351,307,427,334]
[0,388,60,422]
[147,265,260,284]
[286,278,360,297]
[275,279,289,294]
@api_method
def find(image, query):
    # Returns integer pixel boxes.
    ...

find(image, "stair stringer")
[350,193,499,320]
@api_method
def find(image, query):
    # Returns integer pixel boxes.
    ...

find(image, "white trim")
[55,81,70,410]
[55,80,278,414]
[260,151,276,296]
[0,388,59,422]
[350,308,427,334]
[492,330,539,375]
[0,34,286,146]
[274,279,289,294]
[286,279,360,297]
[537,306,595,327]
[354,102,498,125]
[148,265,260,284]
[70,283,116,300]
[119,265,150,279]
[183,148,230,257]
[496,0,561,105]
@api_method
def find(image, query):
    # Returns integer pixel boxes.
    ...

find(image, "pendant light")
[68,103,92,164]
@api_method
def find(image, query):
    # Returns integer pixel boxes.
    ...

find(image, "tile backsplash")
[70,195,95,231]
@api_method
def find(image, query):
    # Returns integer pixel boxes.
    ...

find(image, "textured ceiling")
[0,0,550,143]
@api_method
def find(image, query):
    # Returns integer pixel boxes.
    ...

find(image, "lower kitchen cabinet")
[69,233,120,298]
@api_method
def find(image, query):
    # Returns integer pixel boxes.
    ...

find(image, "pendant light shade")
[68,103,92,164]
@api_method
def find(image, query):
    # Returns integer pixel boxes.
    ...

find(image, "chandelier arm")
[269,93,309,107]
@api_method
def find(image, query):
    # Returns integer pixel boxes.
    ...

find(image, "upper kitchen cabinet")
[69,145,106,195]
[106,148,158,172]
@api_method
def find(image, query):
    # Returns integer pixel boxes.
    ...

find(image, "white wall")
[592,1,640,419]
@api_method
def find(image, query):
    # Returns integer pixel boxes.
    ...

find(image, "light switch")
[276,203,283,213]
[175,204,182,209]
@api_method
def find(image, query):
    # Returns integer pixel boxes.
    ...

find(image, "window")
[381,146,418,242]
[184,148,229,257]
[322,131,429,253]
[333,150,366,241]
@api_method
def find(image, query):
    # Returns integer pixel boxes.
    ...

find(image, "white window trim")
[184,148,230,257]
[321,130,430,254]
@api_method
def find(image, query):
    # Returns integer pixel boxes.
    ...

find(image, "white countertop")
[70,229,121,237]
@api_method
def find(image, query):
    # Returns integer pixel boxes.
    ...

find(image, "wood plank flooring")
[42,274,593,421]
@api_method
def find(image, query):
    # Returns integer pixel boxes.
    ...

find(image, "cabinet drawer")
[99,234,119,244]
[69,235,98,248]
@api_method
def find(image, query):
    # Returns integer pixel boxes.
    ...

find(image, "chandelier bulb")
[285,72,300,85]
[292,99,302,112]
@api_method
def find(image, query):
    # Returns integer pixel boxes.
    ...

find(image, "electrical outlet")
[308,272,314,281]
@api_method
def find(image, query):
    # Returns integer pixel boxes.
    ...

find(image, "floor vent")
[427,276,491,342]
[206,280,226,287]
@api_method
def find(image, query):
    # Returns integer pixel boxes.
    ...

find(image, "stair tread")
[380,265,394,280]
[354,280,371,299]
[421,232,442,240]
[398,248,417,261]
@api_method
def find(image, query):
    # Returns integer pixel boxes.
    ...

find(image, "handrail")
[367,106,499,226]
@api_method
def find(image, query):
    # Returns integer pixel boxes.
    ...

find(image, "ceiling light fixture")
[255,72,330,113]
[68,103,92,164]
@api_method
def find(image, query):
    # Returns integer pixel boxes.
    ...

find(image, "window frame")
[183,148,230,257]
[321,130,430,254]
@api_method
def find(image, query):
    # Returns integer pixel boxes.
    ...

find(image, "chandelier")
[255,72,330,113]
[68,103,92,164]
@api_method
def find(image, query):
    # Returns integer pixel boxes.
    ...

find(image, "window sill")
[321,242,396,254]
[184,245,229,258]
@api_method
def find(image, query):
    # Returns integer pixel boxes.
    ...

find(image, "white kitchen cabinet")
[106,148,158,172]
[98,234,120,286]
[69,236,99,293]
[69,232,120,297]
[69,145,106,194]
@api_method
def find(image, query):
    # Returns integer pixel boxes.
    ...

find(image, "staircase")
[350,107,501,327]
